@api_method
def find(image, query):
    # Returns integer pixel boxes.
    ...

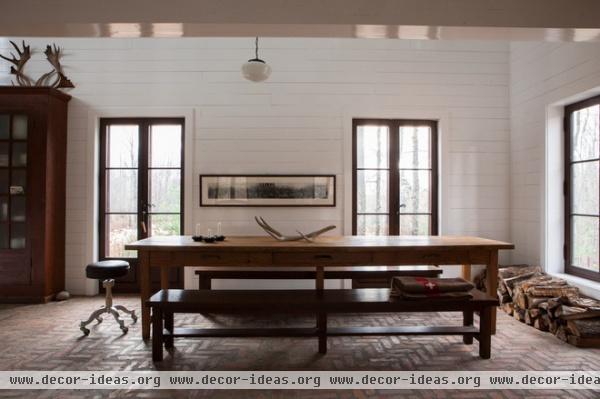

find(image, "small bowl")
[192,235,204,242]
[216,235,226,242]
[203,236,217,243]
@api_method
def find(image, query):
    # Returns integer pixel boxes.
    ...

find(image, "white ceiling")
[1,0,600,41]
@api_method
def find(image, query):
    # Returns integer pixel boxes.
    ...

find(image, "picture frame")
[200,175,336,207]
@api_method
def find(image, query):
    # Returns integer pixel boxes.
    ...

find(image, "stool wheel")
[121,326,129,334]
[80,326,90,336]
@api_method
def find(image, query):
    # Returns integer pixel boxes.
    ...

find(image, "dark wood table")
[125,235,514,339]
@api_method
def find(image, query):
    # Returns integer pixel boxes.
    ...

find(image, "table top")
[125,235,514,252]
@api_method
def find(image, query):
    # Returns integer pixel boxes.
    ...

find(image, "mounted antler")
[0,40,34,86]
[0,41,74,88]
[255,216,335,242]
[37,44,74,88]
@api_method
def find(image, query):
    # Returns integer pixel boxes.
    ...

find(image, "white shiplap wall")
[0,38,510,294]
[510,41,600,268]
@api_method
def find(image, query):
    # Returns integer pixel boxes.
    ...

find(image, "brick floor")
[0,295,599,398]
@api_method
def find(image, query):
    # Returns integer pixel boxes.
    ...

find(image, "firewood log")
[527,296,551,309]
[513,289,528,309]
[504,272,544,297]
[513,307,526,322]
[566,296,600,310]
[566,318,600,338]
[547,297,568,317]
[555,325,568,342]
[501,302,514,316]
[527,286,578,298]
[524,311,534,325]
[534,317,549,331]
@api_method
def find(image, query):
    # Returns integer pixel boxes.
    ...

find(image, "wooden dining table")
[125,235,514,339]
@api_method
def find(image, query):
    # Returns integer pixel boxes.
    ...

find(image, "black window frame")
[564,95,600,282]
[352,118,439,236]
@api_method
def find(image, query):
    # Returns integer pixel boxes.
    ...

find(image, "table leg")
[152,307,163,362]
[316,266,324,291]
[140,251,151,340]
[462,264,472,281]
[486,250,499,334]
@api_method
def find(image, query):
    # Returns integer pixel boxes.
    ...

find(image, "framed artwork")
[200,175,336,207]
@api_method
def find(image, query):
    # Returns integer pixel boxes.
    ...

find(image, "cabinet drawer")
[373,250,471,265]
[272,251,372,266]
[151,251,272,267]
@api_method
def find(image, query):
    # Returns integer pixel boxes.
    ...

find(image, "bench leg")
[463,310,474,345]
[317,312,327,354]
[479,307,492,359]
[198,276,211,290]
[164,311,174,349]
[152,307,164,362]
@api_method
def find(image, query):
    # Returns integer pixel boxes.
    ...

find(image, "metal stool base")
[80,279,137,336]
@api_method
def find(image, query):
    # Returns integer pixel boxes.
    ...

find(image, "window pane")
[107,169,137,213]
[10,223,26,249]
[0,224,7,248]
[12,115,27,140]
[356,214,389,235]
[11,170,26,192]
[0,142,7,167]
[0,115,8,139]
[571,216,599,272]
[150,125,182,167]
[400,214,431,235]
[571,105,599,162]
[0,197,7,221]
[572,161,599,215]
[150,214,180,236]
[400,170,431,213]
[108,125,138,167]
[357,125,389,168]
[399,125,431,169]
[10,196,25,222]
[11,142,26,167]
[356,170,388,213]
[107,214,137,258]
[150,169,181,212]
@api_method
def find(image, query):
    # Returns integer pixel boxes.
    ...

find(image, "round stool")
[80,260,137,335]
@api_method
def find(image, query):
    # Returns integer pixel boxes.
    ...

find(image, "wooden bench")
[147,288,498,362]
[195,265,443,289]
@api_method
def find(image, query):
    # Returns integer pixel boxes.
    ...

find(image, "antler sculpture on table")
[255,216,335,242]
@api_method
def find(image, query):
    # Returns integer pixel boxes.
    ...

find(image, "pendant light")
[241,37,271,82]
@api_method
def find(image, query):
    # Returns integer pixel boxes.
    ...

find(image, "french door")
[352,119,438,236]
[99,118,184,292]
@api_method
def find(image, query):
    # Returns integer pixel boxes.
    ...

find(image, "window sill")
[548,272,600,300]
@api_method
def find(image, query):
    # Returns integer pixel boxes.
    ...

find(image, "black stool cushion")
[86,260,130,280]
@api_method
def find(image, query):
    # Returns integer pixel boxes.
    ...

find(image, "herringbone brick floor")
[0,295,599,398]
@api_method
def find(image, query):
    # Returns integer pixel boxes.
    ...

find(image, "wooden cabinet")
[0,88,70,303]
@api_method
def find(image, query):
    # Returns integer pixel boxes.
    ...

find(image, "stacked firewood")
[476,265,600,348]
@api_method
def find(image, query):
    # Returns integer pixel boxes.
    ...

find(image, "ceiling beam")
[1,0,599,40]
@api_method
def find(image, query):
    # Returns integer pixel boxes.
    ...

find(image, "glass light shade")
[241,59,271,82]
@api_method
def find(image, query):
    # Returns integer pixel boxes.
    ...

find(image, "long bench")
[147,288,498,362]
[195,265,443,289]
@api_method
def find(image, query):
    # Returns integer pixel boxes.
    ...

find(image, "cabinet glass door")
[0,113,28,250]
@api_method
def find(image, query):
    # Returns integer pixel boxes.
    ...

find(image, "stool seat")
[86,260,130,280]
